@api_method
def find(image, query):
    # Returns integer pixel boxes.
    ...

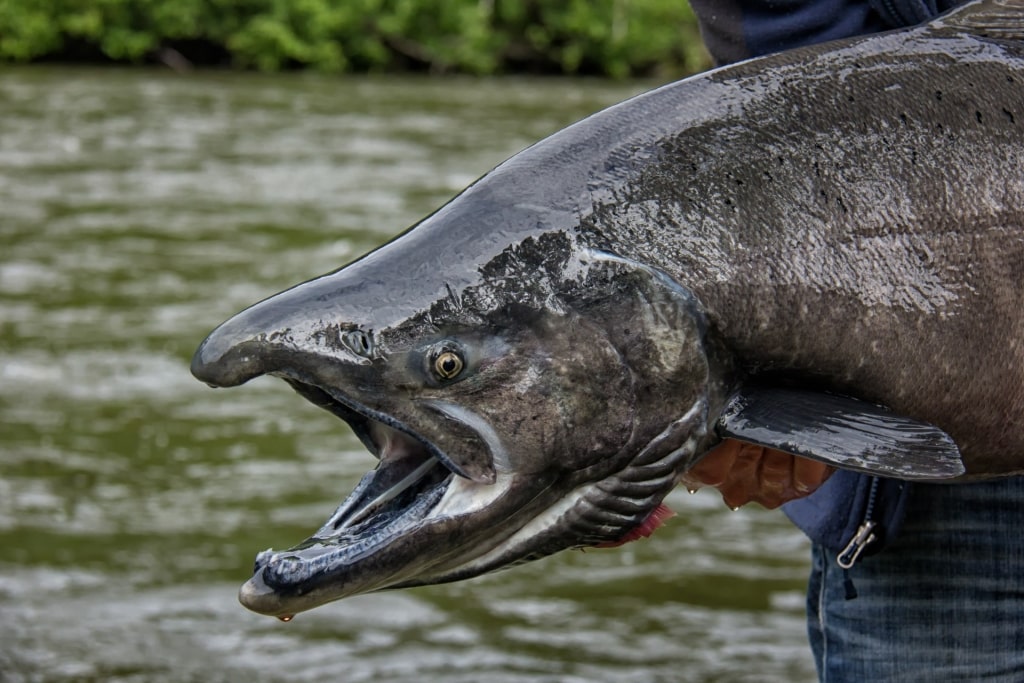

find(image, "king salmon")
[191,0,1024,617]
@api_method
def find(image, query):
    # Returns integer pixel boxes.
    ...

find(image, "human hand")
[681,440,834,510]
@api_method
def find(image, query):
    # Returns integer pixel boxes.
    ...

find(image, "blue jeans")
[807,477,1024,682]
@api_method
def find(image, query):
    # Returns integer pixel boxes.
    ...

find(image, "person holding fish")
[684,1,1024,680]
[193,1,1023,679]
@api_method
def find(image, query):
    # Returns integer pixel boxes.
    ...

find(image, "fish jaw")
[225,370,711,617]
[222,372,557,616]
[234,403,710,618]
[237,465,554,617]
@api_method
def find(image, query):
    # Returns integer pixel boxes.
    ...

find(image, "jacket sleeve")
[688,0,962,66]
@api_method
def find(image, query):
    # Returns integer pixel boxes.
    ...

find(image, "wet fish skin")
[192,0,1024,616]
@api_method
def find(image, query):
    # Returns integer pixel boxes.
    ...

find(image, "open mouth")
[241,380,458,614]
[288,380,456,530]
[235,375,682,618]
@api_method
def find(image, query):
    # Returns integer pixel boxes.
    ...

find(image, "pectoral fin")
[714,386,964,480]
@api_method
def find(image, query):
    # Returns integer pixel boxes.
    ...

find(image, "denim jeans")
[807,477,1024,682]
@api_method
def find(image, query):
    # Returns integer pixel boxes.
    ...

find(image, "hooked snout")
[191,237,467,390]
[190,272,382,389]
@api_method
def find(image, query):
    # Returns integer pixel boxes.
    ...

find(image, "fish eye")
[427,341,466,382]
[433,350,464,380]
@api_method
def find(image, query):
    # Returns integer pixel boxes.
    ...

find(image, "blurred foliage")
[0,0,709,76]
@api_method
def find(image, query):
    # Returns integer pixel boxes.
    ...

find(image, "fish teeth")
[338,457,439,529]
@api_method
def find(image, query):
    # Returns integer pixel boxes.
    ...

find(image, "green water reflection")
[0,67,814,682]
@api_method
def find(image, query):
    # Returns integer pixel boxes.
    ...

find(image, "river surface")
[0,68,816,682]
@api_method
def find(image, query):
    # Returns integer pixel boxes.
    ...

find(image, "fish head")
[192,229,720,617]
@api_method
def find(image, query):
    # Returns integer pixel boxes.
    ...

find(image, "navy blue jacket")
[689,0,963,65]
[686,0,965,559]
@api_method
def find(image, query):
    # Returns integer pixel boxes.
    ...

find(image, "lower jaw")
[240,480,453,613]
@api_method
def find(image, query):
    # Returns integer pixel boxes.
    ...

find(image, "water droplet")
[729,506,740,512]
[278,614,295,623]
[686,486,699,495]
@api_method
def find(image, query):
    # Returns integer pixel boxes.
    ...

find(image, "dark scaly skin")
[580,20,1024,475]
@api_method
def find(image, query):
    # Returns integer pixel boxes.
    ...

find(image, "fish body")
[192,0,1024,617]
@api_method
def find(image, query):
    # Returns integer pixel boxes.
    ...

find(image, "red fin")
[594,503,675,548]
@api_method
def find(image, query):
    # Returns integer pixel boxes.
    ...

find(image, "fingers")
[681,439,740,489]
[719,443,763,509]
[793,455,834,495]
[682,439,835,510]
[752,447,792,508]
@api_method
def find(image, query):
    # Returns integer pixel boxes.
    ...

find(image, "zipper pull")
[837,520,877,569]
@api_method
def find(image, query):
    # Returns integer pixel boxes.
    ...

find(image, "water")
[0,67,816,682]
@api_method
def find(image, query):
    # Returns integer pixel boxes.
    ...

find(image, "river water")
[0,68,815,682]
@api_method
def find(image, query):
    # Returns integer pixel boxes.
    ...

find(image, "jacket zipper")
[837,476,880,569]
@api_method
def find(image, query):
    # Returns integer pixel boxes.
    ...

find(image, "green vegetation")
[0,0,709,77]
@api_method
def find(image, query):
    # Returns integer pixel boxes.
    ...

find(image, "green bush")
[0,0,709,77]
